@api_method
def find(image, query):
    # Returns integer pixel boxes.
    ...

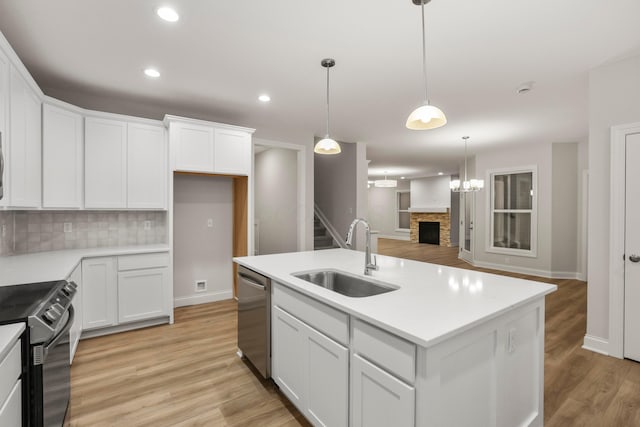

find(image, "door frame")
[459,192,474,263]
[253,139,308,252]
[609,122,640,358]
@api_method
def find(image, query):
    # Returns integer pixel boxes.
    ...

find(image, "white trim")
[377,234,411,241]
[173,290,233,307]
[253,139,307,252]
[163,114,255,134]
[407,207,448,213]
[486,165,538,258]
[471,259,583,280]
[81,317,169,339]
[609,122,640,359]
[580,169,589,282]
[582,335,610,356]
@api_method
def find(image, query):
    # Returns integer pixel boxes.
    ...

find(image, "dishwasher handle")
[238,273,266,291]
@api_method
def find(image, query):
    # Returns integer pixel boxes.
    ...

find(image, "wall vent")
[195,280,207,292]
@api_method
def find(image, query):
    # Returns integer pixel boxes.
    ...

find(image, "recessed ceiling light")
[157,7,179,22]
[258,94,271,102]
[401,177,406,180]
[438,172,443,176]
[144,68,160,78]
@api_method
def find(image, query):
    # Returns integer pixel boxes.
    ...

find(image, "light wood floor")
[67,239,640,426]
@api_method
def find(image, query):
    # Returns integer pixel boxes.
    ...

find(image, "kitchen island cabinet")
[234,248,556,427]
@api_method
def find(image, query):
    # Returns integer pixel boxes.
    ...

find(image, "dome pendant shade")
[406,104,447,130]
[314,137,341,154]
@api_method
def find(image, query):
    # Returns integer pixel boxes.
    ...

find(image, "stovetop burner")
[0,281,60,324]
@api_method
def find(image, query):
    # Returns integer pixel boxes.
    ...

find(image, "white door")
[459,192,474,263]
[624,132,640,361]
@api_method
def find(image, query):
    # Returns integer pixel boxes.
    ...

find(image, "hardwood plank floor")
[67,239,640,426]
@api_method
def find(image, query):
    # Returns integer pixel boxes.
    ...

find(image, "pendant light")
[314,58,341,155]
[406,0,447,130]
[374,172,398,188]
[450,136,484,192]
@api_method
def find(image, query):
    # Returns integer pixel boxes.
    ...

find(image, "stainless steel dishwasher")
[237,265,271,378]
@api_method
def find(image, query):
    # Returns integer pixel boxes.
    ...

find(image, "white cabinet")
[351,354,415,427]
[167,116,253,176]
[8,66,41,208]
[0,49,8,208]
[68,263,83,363]
[82,257,117,330]
[0,381,20,427]
[172,121,215,173]
[42,103,83,208]
[214,128,250,175]
[117,252,170,323]
[0,324,24,427]
[84,117,127,208]
[272,284,349,427]
[127,123,167,209]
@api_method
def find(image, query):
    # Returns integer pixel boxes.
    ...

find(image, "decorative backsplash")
[0,210,167,256]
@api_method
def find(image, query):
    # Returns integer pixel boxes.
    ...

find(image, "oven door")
[32,306,74,427]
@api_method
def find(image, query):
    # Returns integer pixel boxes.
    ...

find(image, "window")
[396,190,410,231]
[488,167,537,257]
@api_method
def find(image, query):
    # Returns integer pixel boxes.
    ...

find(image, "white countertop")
[0,245,170,286]
[0,323,25,361]
[234,249,557,348]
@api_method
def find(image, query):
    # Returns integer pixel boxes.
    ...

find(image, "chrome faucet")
[345,218,379,276]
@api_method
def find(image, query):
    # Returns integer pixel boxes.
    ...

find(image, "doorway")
[459,192,475,263]
[609,123,640,360]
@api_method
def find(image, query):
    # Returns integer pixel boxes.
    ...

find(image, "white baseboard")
[582,334,610,356]
[174,290,233,307]
[81,317,169,339]
[471,260,582,280]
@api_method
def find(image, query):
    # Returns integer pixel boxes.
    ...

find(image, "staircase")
[314,215,340,250]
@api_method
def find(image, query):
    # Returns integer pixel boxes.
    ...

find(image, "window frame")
[486,165,538,257]
[395,190,411,233]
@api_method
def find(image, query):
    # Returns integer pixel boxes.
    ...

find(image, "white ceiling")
[1,0,639,179]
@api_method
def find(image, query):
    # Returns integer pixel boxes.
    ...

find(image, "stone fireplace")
[409,209,451,247]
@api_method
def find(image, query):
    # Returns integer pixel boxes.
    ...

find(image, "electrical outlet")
[63,222,72,233]
[507,328,517,353]
[207,218,213,228]
[195,280,207,292]
[144,220,151,230]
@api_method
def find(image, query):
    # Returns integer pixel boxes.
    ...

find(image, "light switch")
[207,218,213,228]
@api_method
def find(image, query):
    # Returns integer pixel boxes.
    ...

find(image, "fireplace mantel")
[408,207,448,213]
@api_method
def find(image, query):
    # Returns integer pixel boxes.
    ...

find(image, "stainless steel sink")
[292,269,398,297]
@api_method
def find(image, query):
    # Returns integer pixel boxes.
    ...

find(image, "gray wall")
[367,180,411,239]
[173,175,233,306]
[410,175,452,208]
[587,53,640,340]
[314,140,358,243]
[551,143,578,274]
[0,210,166,256]
[254,147,298,255]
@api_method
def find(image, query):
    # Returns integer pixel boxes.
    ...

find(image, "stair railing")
[314,203,348,249]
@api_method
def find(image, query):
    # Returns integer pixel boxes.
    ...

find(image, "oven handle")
[45,305,74,352]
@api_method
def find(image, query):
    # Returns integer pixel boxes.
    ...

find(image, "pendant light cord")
[421,0,428,103]
[326,65,331,137]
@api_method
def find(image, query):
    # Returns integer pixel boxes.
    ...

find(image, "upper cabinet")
[84,117,128,209]
[0,49,8,208]
[42,102,83,208]
[8,66,41,208]
[85,116,167,210]
[166,115,254,176]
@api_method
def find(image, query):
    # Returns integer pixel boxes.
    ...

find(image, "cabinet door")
[214,128,250,175]
[82,257,117,330]
[173,122,214,172]
[84,117,127,208]
[68,264,83,364]
[306,325,349,427]
[127,123,167,209]
[0,50,8,207]
[351,353,415,427]
[42,104,83,208]
[117,267,169,323]
[0,380,21,427]
[9,66,41,208]
[272,306,306,410]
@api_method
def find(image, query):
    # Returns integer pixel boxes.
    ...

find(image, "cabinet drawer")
[118,252,169,271]
[273,282,348,345]
[352,318,416,384]
[0,380,21,427]
[0,340,21,406]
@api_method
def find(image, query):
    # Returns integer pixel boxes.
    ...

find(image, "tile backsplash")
[0,210,167,256]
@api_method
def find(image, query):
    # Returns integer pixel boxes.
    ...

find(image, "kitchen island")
[234,248,556,427]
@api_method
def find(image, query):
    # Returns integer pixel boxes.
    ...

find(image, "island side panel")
[415,298,545,427]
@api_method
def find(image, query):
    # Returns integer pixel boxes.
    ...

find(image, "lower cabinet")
[272,305,349,427]
[82,252,170,332]
[68,263,83,363]
[351,354,415,427]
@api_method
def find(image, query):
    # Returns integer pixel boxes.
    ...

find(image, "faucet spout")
[345,218,379,276]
